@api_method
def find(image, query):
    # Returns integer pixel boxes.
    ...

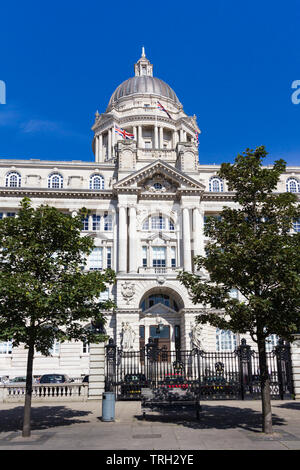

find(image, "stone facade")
[0,50,299,396]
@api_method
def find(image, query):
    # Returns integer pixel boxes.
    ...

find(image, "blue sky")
[0,1,299,166]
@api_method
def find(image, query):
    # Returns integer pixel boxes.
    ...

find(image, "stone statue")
[190,323,203,350]
[121,322,136,351]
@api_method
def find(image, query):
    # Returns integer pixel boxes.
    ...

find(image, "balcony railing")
[138,267,179,274]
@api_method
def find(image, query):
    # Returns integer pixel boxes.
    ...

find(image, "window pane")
[88,247,103,270]
[92,215,101,231]
[104,213,112,231]
[152,247,166,267]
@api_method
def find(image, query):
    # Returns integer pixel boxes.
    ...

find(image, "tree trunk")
[257,334,273,434]
[22,338,35,437]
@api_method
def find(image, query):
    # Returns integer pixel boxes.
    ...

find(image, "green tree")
[178,146,300,434]
[0,198,115,437]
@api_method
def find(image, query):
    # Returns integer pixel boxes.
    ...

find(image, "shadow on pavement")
[135,404,286,432]
[275,402,300,411]
[0,406,92,433]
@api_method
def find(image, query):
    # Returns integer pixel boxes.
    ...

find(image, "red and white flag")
[115,125,134,140]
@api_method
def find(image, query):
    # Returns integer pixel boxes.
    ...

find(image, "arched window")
[140,293,178,312]
[142,215,175,231]
[216,329,237,352]
[89,174,104,190]
[5,171,21,188]
[48,173,63,189]
[209,177,224,192]
[286,177,300,193]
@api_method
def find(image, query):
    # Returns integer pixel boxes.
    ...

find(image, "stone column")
[182,207,192,272]
[99,134,103,162]
[138,126,142,148]
[154,125,159,149]
[133,126,137,141]
[118,205,128,273]
[112,125,115,156]
[108,128,112,159]
[95,135,99,162]
[291,335,300,400]
[88,343,105,400]
[192,207,205,257]
[129,205,137,273]
[159,126,163,148]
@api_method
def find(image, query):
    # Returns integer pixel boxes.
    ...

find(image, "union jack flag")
[115,125,134,140]
[157,101,172,119]
[195,130,199,145]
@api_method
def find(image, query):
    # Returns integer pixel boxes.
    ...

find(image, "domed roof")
[107,76,181,109]
[106,49,181,110]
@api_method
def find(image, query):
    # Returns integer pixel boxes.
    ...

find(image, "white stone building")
[0,50,299,385]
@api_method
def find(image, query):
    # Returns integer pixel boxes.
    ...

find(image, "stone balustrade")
[0,383,89,403]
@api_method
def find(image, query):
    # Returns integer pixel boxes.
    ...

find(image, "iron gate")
[105,338,294,401]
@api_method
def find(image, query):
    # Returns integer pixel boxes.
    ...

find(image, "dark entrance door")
[149,325,170,350]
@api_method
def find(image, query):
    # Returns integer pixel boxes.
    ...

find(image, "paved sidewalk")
[0,399,300,450]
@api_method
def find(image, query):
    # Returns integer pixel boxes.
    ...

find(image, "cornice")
[0,188,114,199]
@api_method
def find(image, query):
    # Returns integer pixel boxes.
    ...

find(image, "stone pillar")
[112,125,115,156]
[118,205,128,273]
[291,335,300,400]
[108,129,112,159]
[129,205,137,273]
[88,343,105,400]
[159,126,163,148]
[95,135,99,162]
[182,207,192,272]
[192,207,205,258]
[138,126,142,148]
[133,126,137,141]
[180,129,184,142]
[154,125,159,149]
[99,134,103,162]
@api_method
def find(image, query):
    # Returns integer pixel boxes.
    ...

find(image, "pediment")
[114,160,205,193]
[142,302,177,315]
[144,232,172,242]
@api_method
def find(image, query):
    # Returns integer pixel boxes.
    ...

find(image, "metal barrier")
[105,338,294,401]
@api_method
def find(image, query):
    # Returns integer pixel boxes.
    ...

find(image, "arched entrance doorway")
[139,287,184,351]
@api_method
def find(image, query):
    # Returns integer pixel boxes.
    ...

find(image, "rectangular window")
[293,219,300,232]
[82,342,90,354]
[82,216,89,231]
[142,246,147,267]
[7,212,15,217]
[92,214,101,231]
[152,247,166,267]
[0,213,3,220]
[0,341,12,354]
[171,246,176,268]
[88,247,103,271]
[49,341,60,355]
[106,247,112,269]
[104,213,112,231]
[99,288,109,301]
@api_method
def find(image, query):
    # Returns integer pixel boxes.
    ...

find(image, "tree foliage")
[179,147,300,343]
[0,197,115,354]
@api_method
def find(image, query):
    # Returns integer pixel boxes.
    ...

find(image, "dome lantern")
[134,47,153,77]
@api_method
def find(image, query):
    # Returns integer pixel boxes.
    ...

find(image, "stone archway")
[139,286,185,350]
